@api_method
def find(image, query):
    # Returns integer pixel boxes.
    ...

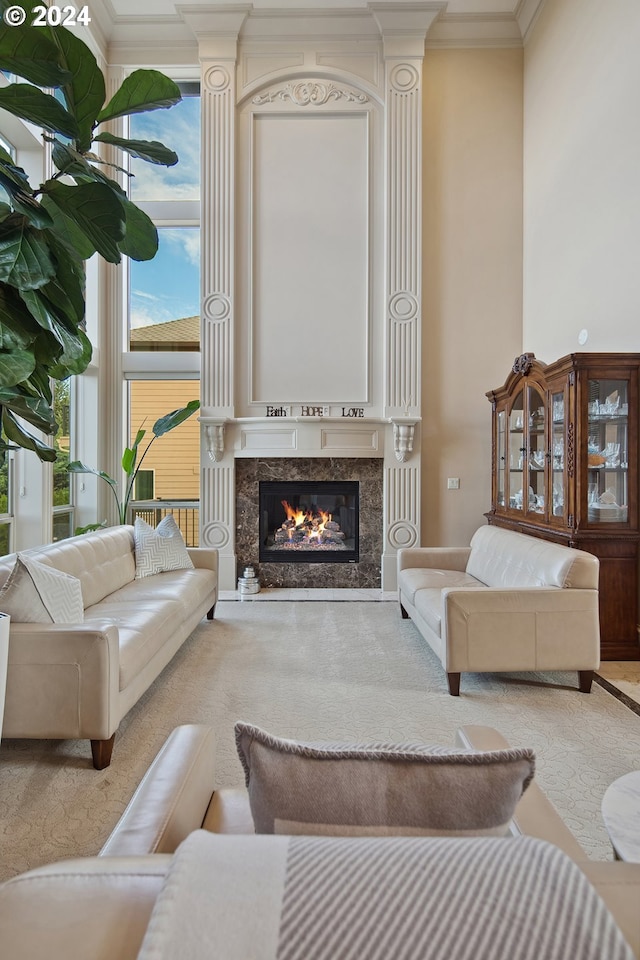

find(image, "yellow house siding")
[129,380,200,501]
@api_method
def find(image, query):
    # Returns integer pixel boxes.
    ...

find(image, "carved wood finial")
[512,353,534,375]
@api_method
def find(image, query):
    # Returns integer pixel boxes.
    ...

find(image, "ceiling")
[86,0,547,62]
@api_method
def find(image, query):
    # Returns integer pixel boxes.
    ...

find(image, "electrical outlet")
[447,477,460,490]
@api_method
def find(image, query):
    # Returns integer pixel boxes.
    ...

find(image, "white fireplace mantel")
[191,5,432,589]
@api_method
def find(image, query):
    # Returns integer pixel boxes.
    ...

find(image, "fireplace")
[259,480,359,564]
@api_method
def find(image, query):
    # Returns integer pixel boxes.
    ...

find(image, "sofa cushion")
[235,721,535,837]
[0,555,84,623]
[398,567,482,606]
[134,517,194,579]
[466,525,597,589]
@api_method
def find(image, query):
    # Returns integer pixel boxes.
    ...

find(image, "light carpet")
[1,600,640,881]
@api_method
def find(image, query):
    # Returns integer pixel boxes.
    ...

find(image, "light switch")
[447,478,460,489]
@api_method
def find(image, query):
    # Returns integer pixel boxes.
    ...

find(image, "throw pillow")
[235,721,535,837]
[0,554,84,623]
[134,515,194,579]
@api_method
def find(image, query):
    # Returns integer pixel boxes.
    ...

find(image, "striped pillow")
[134,515,194,579]
[235,722,535,837]
[0,554,84,623]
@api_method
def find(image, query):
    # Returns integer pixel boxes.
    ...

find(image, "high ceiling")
[86,0,546,61]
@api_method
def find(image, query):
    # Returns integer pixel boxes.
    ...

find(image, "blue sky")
[128,95,200,330]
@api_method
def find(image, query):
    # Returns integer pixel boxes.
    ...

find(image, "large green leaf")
[118,198,158,262]
[0,348,35,386]
[0,386,55,432]
[0,219,55,289]
[0,157,31,194]
[46,235,86,323]
[0,285,39,344]
[67,460,117,491]
[2,408,56,461]
[152,400,200,438]
[97,70,181,124]
[0,23,73,88]
[0,84,80,140]
[11,193,54,229]
[48,327,92,379]
[43,180,126,264]
[47,26,106,152]
[93,132,178,167]
[40,194,96,260]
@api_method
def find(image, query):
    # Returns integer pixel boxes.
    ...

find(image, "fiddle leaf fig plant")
[68,400,200,525]
[0,2,182,461]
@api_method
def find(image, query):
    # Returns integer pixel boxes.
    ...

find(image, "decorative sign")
[264,405,366,418]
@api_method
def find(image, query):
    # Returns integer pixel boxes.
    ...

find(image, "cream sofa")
[398,524,601,695]
[0,723,639,960]
[0,526,218,768]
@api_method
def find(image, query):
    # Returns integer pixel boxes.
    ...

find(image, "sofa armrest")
[187,547,218,576]
[0,856,170,960]
[100,724,217,856]
[4,621,120,740]
[398,546,471,573]
[455,725,588,861]
[443,588,600,672]
[579,861,640,959]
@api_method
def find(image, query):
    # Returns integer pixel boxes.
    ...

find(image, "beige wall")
[524,0,640,358]
[422,48,524,546]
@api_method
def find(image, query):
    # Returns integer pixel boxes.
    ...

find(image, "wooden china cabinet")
[486,353,640,660]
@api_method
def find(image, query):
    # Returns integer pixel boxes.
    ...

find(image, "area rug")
[1,600,640,881]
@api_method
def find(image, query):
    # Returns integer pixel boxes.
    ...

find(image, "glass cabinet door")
[526,386,546,516]
[508,390,525,512]
[497,409,506,508]
[550,389,565,519]
[587,378,629,524]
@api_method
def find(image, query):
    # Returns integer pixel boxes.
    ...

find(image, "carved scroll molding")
[200,59,235,413]
[201,420,227,462]
[392,419,417,462]
[201,464,233,550]
[252,80,369,107]
[385,465,419,550]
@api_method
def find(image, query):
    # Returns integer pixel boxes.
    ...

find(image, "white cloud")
[163,228,200,267]
[132,289,161,301]
[129,99,200,201]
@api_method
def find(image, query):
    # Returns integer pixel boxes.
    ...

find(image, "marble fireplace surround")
[236,458,383,588]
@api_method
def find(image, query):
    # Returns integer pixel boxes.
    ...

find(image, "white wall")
[524,0,640,358]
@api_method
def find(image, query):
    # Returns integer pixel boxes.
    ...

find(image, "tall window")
[52,380,73,540]
[127,83,200,353]
[0,449,13,554]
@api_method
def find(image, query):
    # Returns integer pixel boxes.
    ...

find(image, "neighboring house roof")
[130,315,200,351]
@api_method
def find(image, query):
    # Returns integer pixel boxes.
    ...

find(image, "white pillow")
[134,515,194,579]
[0,554,84,623]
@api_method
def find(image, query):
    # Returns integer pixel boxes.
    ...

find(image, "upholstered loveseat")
[0,526,218,768]
[398,524,600,695]
[0,724,638,960]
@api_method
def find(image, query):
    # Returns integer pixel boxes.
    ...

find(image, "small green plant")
[68,400,199,525]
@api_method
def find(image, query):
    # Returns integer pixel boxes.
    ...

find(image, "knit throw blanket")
[137,830,633,960]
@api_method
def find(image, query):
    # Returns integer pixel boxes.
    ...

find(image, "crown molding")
[515,0,547,43]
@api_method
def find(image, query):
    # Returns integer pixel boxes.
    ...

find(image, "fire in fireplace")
[259,481,359,563]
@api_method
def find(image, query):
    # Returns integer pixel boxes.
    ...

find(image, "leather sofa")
[0,723,638,959]
[0,526,218,768]
[398,524,600,695]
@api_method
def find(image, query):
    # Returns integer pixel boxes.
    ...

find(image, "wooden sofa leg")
[399,603,409,619]
[578,670,594,693]
[447,672,461,696]
[91,734,116,770]
[206,603,216,621]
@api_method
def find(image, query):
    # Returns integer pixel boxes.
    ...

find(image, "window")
[128,379,200,545]
[52,379,73,541]
[127,82,200,353]
[0,449,13,554]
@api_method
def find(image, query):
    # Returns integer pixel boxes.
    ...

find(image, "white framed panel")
[250,111,369,405]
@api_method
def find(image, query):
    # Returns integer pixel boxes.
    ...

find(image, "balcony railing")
[130,500,200,547]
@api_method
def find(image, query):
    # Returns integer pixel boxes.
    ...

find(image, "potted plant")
[0,2,182,461]
[68,399,200,528]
